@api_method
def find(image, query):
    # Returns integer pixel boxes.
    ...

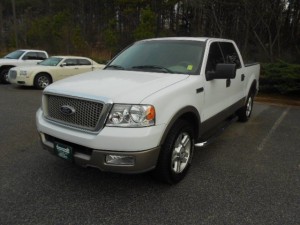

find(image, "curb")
[255,96,300,107]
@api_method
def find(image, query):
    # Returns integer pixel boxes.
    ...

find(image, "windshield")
[4,50,25,59]
[39,57,63,66]
[106,40,205,75]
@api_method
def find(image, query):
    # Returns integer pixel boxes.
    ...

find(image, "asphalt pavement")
[0,84,299,225]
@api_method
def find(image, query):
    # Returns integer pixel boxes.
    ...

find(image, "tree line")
[0,0,299,63]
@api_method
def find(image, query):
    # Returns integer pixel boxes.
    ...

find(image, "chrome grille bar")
[45,94,104,131]
[9,70,17,80]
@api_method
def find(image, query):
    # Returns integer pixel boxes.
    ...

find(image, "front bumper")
[9,75,33,86]
[36,108,164,173]
[39,132,160,173]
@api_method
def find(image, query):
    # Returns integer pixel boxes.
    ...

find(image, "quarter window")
[37,52,47,60]
[78,59,92,65]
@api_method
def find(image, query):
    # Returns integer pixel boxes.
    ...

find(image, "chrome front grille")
[9,70,17,79]
[45,94,104,131]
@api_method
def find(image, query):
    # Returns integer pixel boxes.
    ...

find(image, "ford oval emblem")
[60,105,75,115]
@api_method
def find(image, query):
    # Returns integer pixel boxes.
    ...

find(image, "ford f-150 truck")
[0,49,48,83]
[36,37,260,184]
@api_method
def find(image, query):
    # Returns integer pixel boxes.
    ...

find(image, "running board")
[195,116,237,148]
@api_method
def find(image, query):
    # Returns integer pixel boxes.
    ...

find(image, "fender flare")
[159,106,201,145]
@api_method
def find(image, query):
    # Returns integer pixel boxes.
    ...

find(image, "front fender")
[159,106,201,145]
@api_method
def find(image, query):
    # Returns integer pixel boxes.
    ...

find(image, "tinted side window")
[219,42,241,68]
[23,52,38,60]
[64,59,78,66]
[205,42,224,73]
[78,59,92,65]
[37,52,47,60]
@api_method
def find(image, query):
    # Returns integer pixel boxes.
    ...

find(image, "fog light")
[105,155,135,165]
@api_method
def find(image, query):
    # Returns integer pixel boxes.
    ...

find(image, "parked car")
[36,37,260,184]
[0,49,48,83]
[8,56,105,89]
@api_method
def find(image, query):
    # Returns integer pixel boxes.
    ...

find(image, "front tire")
[0,68,10,84]
[153,120,195,184]
[34,73,52,89]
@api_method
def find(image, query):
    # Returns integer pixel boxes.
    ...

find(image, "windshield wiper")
[131,65,173,73]
[105,64,125,70]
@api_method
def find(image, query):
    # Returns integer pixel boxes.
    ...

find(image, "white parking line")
[257,107,290,151]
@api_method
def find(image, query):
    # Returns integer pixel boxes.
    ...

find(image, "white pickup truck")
[0,49,48,83]
[36,37,260,184]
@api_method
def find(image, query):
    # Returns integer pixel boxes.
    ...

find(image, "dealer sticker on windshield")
[54,142,73,161]
[187,65,193,71]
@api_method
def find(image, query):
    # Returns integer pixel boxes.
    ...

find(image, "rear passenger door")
[77,58,94,73]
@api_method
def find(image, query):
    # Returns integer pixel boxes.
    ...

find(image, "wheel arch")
[246,77,258,97]
[0,65,16,83]
[159,106,201,146]
[250,80,258,95]
[35,72,53,83]
[0,65,15,72]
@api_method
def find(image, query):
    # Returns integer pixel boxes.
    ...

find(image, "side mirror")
[60,62,67,67]
[207,63,236,80]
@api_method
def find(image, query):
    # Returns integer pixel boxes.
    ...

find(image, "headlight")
[20,70,27,76]
[106,104,155,127]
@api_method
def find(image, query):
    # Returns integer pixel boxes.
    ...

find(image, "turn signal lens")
[146,106,155,121]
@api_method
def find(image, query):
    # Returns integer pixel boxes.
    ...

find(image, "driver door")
[202,41,229,121]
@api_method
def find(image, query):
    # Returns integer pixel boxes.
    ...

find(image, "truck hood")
[0,58,19,65]
[44,70,189,103]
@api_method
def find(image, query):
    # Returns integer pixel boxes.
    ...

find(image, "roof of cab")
[139,37,234,43]
[140,37,209,42]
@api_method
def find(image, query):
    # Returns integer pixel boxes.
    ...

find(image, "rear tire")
[237,90,255,122]
[153,119,195,184]
[34,73,52,89]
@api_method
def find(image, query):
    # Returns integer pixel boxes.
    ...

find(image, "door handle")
[226,79,231,87]
[241,74,245,81]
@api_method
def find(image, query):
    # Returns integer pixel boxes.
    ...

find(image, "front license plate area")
[54,142,73,161]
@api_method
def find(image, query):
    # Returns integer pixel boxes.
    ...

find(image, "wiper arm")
[131,65,173,73]
[105,64,125,70]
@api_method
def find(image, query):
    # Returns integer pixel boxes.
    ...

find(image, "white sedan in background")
[8,56,105,89]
